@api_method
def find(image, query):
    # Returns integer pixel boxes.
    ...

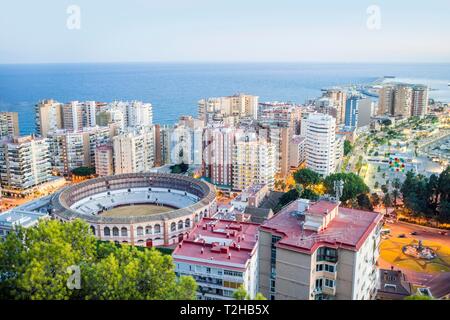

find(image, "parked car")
[439,231,448,236]
[410,231,418,236]
[398,234,406,238]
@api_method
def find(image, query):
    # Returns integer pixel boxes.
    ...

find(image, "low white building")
[173,218,260,300]
[231,184,269,211]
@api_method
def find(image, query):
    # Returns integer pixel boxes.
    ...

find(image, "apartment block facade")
[259,199,382,300]
[232,133,276,191]
[0,136,52,195]
[0,112,19,138]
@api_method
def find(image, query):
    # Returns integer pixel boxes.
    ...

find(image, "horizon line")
[2,60,450,66]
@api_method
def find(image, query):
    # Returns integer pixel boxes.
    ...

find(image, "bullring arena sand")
[99,204,174,217]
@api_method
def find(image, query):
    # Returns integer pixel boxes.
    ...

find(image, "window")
[178,220,183,230]
[104,227,110,237]
[121,227,128,237]
[185,218,191,228]
[171,222,176,232]
[224,270,243,277]
[316,247,338,263]
[325,279,335,288]
[223,290,234,297]
[137,227,143,236]
[315,278,323,289]
[112,227,119,236]
[325,264,336,273]
[154,224,161,234]
[145,226,152,235]
[316,264,324,272]
[223,281,241,289]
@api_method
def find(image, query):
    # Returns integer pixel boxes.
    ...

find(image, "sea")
[0,62,449,135]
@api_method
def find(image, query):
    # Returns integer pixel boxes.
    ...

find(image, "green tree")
[383,193,393,215]
[404,295,433,300]
[343,140,353,156]
[233,286,249,300]
[232,286,267,300]
[438,201,450,222]
[82,244,197,300]
[0,219,197,300]
[0,228,27,299]
[357,193,374,211]
[276,187,301,211]
[15,219,96,300]
[401,171,431,217]
[71,167,95,177]
[301,188,320,201]
[293,168,321,188]
[391,189,400,208]
[438,167,450,204]
[254,293,268,300]
[323,173,370,204]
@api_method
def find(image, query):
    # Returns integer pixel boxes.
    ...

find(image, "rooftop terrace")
[173,218,260,270]
[260,199,382,254]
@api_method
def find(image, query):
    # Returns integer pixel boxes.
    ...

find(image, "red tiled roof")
[173,218,259,268]
[260,200,381,254]
[307,201,339,215]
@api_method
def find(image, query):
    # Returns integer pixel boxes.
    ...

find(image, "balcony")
[322,286,336,296]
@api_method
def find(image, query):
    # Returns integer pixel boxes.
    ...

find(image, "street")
[379,220,450,298]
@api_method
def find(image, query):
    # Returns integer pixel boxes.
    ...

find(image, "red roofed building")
[173,218,260,300]
[259,199,382,300]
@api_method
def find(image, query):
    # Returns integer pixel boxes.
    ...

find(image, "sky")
[0,0,449,64]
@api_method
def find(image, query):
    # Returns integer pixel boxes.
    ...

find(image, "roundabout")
[402,240,437,260]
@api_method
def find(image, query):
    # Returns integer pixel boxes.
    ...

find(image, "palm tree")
[383,193,393,215]
[391,189,400,208]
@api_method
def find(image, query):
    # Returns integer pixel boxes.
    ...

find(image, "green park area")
[380,237,450,273]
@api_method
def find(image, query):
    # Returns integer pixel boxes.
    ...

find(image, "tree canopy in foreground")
[0,219,197,300]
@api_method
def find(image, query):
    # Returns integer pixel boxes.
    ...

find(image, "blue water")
[0,63,449,135]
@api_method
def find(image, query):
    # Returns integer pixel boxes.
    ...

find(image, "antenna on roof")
[334,180,344,204]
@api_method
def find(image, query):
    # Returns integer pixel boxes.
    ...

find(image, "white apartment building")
[321,89,347,125]
[0,112,19,138]
[258,124,291,178]
[106,101,153,130]
[335,134,345,170]
[47,127,112,175]
[198,94,259,125]
[289,135,306,168]
[393,84,413,118]
[0,136,52,195]
[164,121,204,166]
[173,218,260,300]
[35,99,64,137]
[378,83,427,119]
[411,85,429,117]
[304,113,336,177]
[113,127,155,174]
[95,144,114,177]
[232,133,276,191]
